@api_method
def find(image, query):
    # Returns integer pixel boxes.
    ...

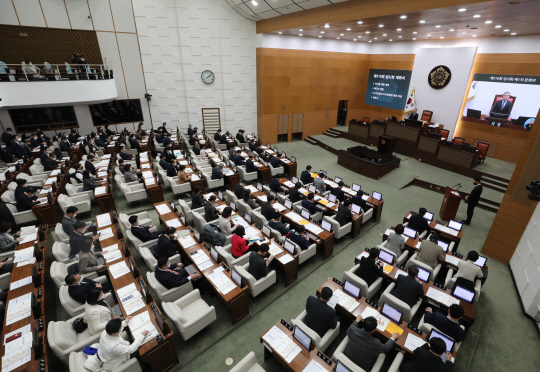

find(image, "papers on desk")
[285,211,302,223]
[207,268,236,294]
[258,195,268,202]
[141,164,151,169]
[129,311,158,345]
[102,244,119,255]
[281,159,291,164]
[179,160,188,165]
[298,187,308,194]
[303,360,327,372]
[384,229,393,236]
[145,178,156,186]
[103,154,112,159]
[273,203,286,212]
[178,234,197,248]
[426,287,460,307]
[190,249,214,271]
[404,333,426,352]
[97,171,108,178]
[104,250,122,263]
[435,224,459,236]
[109,261,130,279]
[216,204,227,212]
[117,283,145,315]
[244,226,260,240]
[36,197,48,204]
[186,167,193,173]
[16,257,36,268]
[361,307,390,332]
[445,255,460,266]
[95,186,107,196]
[2,347,32,372]
[98,227,114,241]
[278,254,294,265]
[39,188,51,195]
[44,178,54,185]
[13,248,34,263]
[96,213,112,228]
[283,181,295,188]
[245,185,258,193]
[203,193,214,200]
[305,223,323,235]
[262,326,302,364]
[223,169,235,176]
[9,276,32,291]
[395,270,408,279]
[327,289,360,313]
[142,171,154,179]
[191,175,200,181]
[253,162,262,168]
[231,215,250,228]
[166,219,182,228]
[19,232,37,244]
[269,243,283,256]
[156,204,171,215]
[50,169,61,176]
[6,293,32,326]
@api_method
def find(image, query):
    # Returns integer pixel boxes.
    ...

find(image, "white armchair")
[235,262,276,297]
[269,164,284,177]
[58,194,91,214]
[444,269,482,302]
[406,253,442,282]
[291,310,340,352]
[6,203,38,225]
[203,172,224,190]
[69,351,142,372]
[16,172,47,185]
[292,241,317,265]
[342,265,383,300]
[225,190,238,205]
[215,244,249,268]
[48,315,101,364]
[54,223,70,243]
[140,247,181,272]
[66,183,93,201]
[168,177,191,196]
[379,282,422,324]
[332,336,386,372]
[30,164,50,177]
[146,271,193,303]
[323,215,351,239]
[192,211,218,234]
[238,165,257,183]
[119,212,155,231]
[251,210,267,227]
[59,280,113,317]
[361,207,374,224]
[120,183,147,203]
[1,190,16,204]
[52,242,72,263]
[228,351,265,372]
[162,289,217,340]
[50,261,97,288]
[125,230,158,253]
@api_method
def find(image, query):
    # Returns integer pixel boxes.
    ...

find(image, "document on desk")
[273,203,286,212]
[223,169,234,176]
[258,195,268,202]
[358,251,370,260]
[13,247,34,263]
[128,311,158,345]
[285,212,302,222]
[141,164,151,169]
[207,270,236,294]
[269,243,283,256]
[384,229,393,236]
[44,177,54,185]
[185,168,193,174]
[4,331,32,355]
[283,181,295,188]
[305,223,323,235]
[445,255,460,266]
[19,233,37,244]
[404,333,426,351]
[109,261,130,279]
[20,226,38,236]
[156,204,171,215]
[145,178,156,186]
[9,276,32,291]
[97,171,108,178]
[383,264,393,274]
[102,244,119,255]
[216,204,227,212]
[244,226,260,240]
[190,174,200,181]
[95,186,107,196]
[336,289,360,313]
[298,187,308,194]
[16,257,36,268]
[142,171,154,179]
[38,188,51,195]
[2,348,32,372]
[302,360,327,372]
[96,213,112,228]
[178,235,197,248]
[98,227,114,241]
[361,307,389,331]
[166,219,182,228]
[6,293,32,326]
[104,250,122,263]
[426,287,460,307]
[395,270,408,279]
[277,254,294,265]
[231,215,250,228]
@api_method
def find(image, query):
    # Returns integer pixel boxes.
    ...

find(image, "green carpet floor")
[52,139,538,372]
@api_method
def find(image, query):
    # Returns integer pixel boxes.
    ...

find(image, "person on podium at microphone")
[409,108,419,121]
[461,178,483,225]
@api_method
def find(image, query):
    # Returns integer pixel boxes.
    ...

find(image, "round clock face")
[201,70,215,84]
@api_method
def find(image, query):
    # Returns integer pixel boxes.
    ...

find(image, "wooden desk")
[401,213,463,249]
[208,155,239,190]
[260,321,335,372]
[337,146,401,180]
[139,153,164,204]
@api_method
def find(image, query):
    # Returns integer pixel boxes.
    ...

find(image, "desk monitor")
[429,329,455,360]
[448,220,462,231]
[170,201,176,211]
[284,199,293,210]
[403,227,417,239]
[244,212,252,224]
[262,225,271,238]
[293,326,312,351]
[292,176,299,184]
[33,327,43,359]
[351,204,361,214]
[474,255,487,268]
[32,265,42,287]
[301,208,311,221]
[52,181,57,195]
[231,268,243,287]
[321,220,332,233]
[218,191,223,200]
[257,182,263,191]
[352,183,361,192]
[467,108,482,119]
[283,239,296,255]
[424,212,434,221]
[3,170,9,181]
[291,156,296,163]
[437,240,449,252]
[335,177,343,184]
[378,249,394,264]
[343,280,361,299]
[308,185,317,194]
[273,147,278,153]
[230,202,236,212]
[46,191,52,204]
[417,267,430,282]
[210,247,219,262]
[152,304,165,334]
[335,361,353,372]
[452,286,475,303]
[180,216,186,226]
[193,230,201,243]
[328,194,337,203]
[372,191,382,201]
[38,225,45,241]
[320,170,327,177]
[33,242,43,262]
[281,152,286,158]
[381,303,403,324]
[139,277,149,303]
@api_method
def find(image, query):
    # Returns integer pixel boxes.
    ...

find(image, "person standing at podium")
[461,178,483,225]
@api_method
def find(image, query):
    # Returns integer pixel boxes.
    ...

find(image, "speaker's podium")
[378,135,396,155]
[440,187,462,221]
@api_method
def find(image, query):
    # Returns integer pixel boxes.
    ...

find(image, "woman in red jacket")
[231,225,255,258]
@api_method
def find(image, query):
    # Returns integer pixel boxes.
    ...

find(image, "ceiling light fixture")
[504,29,510,32]
[511,32,517,35]
[473,35,477,37]
[419,20,425,23]
[379,24,384,27]
[383,34,387,36]
[278,32,282,34]
[473,14,481,18]
[320,31,324,34]
[340,34,344,36]
[251,0,258,5]
[346,28,351,31]
[397,28,402,31]
[366,31,370,34]
[435,25,441,28]
[462,32,466,34]
[398,36,402,38]
[413,31,418,34]
[353,39,357,41]
[389,39,393,41]
[400,15,407,19]
[318,35,322,38]
[337,37,340,39]
[324,23,330,28]
[485,20,492,24]
[495,25,502,28]
[374,37,378,39]
[299,29,303,31]
[427,34,431,36]
[458,8,466,11]
[357,21,363,24]
[369,40,372,43]
[299,34,303,36]
[449,29,455,31]
[412,38,416,40]
[440,36,444,39]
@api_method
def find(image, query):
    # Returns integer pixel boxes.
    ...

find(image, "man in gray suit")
[343,316,401,371]
[62,206,97,237]
[313,172,326,195]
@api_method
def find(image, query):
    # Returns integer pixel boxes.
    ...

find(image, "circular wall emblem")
[428,65,451,89]
[226,358,233,365]
[381,140,386,145]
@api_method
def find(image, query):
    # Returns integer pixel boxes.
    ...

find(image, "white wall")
[510,202,540,319]
[132,0,257,134]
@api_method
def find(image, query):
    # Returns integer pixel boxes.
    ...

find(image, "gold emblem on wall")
[381,140,386,145]
[436,186,441,191]
[428,65,452,89]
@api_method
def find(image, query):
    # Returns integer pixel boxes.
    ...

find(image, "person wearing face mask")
[30,133,44,148]
[0,221,23,253]
[69,221,100,260]
[79,242,105,274]
[16,187,40,212]
[11,135,27,159]
[2,128,13,143]
[62,206,97,237]
[461,178,483,225]
[14,179,42,200]
[84,288,119,336]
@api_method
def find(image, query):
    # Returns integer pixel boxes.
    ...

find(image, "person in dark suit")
[289,182,305,203]
[211,164,224,180]
[161,122,169,135]
[248,139,256,152]
[129,215,163,242]
[269,155,280,169]
[159,155,169,171]
[301,193,322,215]
[204,195,220,222]
[2,128,13,143]
[255,143,263,155]
[245,155,257,173]
[233,184,245,201]
[268,212,290,237]
[187,124,193,136]
[191,186,205,209]
[351,190,368,211]
[119,149,134,160]
[163,133,173,147]
[156,227,179,258]
[248,244,271,280]
[233,150,245,166]
[11,136,26,159]
[59,138,73,153]
[14,179,42,200]
[31,133,44,147]
[331,181,346,202]
[188,134,196,146]
[461,178,483,225]
[354,248,383,286]
[409,207,430,234]
[0,201,19,232]
[409,108,419,121]
[260,195,275,222]
[85,154,97,175]
[390,265,424,307]
[401,338,454,372]
[155,131,164,144]
[43,153,60,171]
[269,177,284,193]
[16,187,40,212]
[192,141,201,156]
[165,160,178,177]
[305,287,338,338]
[214,129,222,141]
[105,125,114,136]
[289,225,310,250]
[128,134,140,152]
[69,221,99,258]
[335,199,353,227]
[219,133,228,145]
[423,305,465,343]
[236,130,245,143]
[490,92,513,118]
[300,165,314,185]
[69,129,79,144]
[94,134,107,148]
[65,274,112,304]
[154,257,195,290]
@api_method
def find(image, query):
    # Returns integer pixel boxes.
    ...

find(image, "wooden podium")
[440,186,462,221]
[378,135,396,155]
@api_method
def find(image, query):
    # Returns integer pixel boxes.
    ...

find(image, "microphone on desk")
[451,183,462,190]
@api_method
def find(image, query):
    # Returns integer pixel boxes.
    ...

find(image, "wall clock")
[201,70,215,84]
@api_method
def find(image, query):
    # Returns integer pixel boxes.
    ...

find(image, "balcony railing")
[0,62,113,82]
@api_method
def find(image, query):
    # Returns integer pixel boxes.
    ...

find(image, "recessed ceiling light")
[412,38,416,40]
[413,31,417,34]
[357,21,363,24]
[511,32,517,35]
[383,34,387,36]
[379,24,384,27]
[462,32,466,34]
[397,28,402,31]
[449,29,455,31]
[346,28,351,31]
[353,39,357,41]
[278,32,282,34]
[458,8,467,11]
[251,0,258,5]
[299,29,303,31]
[485,20,492,24]
[337,37,340,39]
[374,37,378,39]
[324,23,330,28]
[318,35,322,38]
[473,35,477,37]
[340,34,344,36]
[504,29,510,32]
[320,31,324,34]
[440,36,444,39]
[419,20,425,23]
[299,34,303,36]
[427,34,431,36]
[389,39,393,41]
[358,36,362,38]
[473,14,481,18]
[365,31,370,34]
[495,25,502,28]
[435,25,441,28]
[369,40,372,43]
[400,15,407,19]
[398,36,402,38]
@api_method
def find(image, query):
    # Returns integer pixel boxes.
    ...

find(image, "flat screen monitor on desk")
[381,303,403,324]
[474,255,487,268]
[301,209,310,220]
[424,212,433,221]
[328,194,337,203]
[417,267,430,282]
[321,220,332,233]
[291,156,296,163]
[379,250,394,265]
[429,329,455,361]
[284,199,293,210]
[467,108,482,119]
[343,280,361,299]
[293,326,312,351]
[352,183,361,192]
[319,170,327,177]
[230,202,236,212]
[448,220,462,232]
[452,286,475,303]
[257,182,263,191]
[283,239,295,255]
[244,212,252,224]
[308,185,316,194]
[335,176,342,184]
[335,361,353,372]
[152,304,165,333]
[210,247,219,262]
[438,240,449,252]
[292,176,299,184]
[262,225,271,238]
[403,227,417,239]
[372,191,382,201]
[351,204,361,214]
[231,268,243,288]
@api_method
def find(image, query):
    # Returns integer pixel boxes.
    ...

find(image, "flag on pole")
[404,88,416,115]
[466,81,477,102]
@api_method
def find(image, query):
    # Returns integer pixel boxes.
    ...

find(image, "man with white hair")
[490,91,513,118]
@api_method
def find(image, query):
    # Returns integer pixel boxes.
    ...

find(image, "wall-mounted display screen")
[462,73,539,130]
[89,99,143,126]
[364,69,412,110]
[8,106,78,132]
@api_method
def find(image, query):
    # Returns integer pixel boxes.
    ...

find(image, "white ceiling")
[223,0,350,21]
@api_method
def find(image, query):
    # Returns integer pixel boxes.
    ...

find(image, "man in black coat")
[187,124,193,136]
[16,187,40,212]
[11,136,27,159]
[248,244,270,280]
[461,178,483,225]
[245,155,257,173]
[269,177,284,193]
[260,195,275,222]
[191,186,205,209]
[69,130,79,143]
[248,139,256,152]
[156,227,179,258]
[289,225,310,251]
[401,338,454,372]
[219,133,228,145]
[66,273,112,304]
[390,265,424,307]
[211,164,224,180]
[2,128,13,143]
[85,155,97,175]
[289,182,305,203]
[214,129,222,141]
[129,215,164,242]
[269,155,280,168]
[300,165,314,185]
[60,138,73,153]
[128,134,140,152]
[268,212,290,236]
[423,305,465,343]
[236,130,245,143]
[43,153,60,171]
[68,221,98,258]
[354,248,383,286]
[331,181,346,202]
[233,150,245,166]
[409,207,430,234]
[204,195,220,222]
[301,193,322,215]
[305,287,338,338]
[234,184,245,200]
[335,199,353,227]
[351,190,368,211]
[154,257,195,290]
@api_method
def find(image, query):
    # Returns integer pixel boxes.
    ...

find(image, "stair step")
[323,132,340,138]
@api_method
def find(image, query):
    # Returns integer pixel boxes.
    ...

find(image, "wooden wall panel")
[0,25,102,65]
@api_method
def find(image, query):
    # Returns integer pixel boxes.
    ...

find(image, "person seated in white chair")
[305,287,338,338]
[248,244,272,280]
[85,288,118,335]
